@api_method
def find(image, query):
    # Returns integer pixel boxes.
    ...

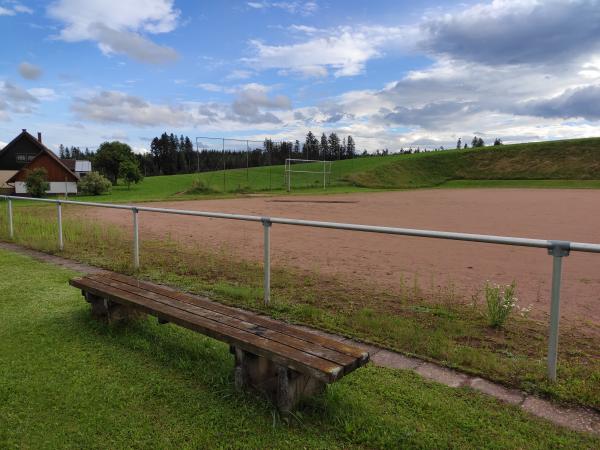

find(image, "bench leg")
[230,346,325,414]
[276,366,325,414]
[82,290,145,324]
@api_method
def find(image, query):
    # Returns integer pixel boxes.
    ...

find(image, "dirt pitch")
[82,189,600,331]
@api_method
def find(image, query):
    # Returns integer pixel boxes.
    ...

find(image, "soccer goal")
[284,158,333,191]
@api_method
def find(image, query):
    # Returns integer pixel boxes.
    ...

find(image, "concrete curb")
[1,241,599,436]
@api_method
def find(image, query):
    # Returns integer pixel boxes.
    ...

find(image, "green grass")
[57,137,600,203]
[2,204,599,412]
[440,179,600,189]
[1,248,598,449]
[347,138,600,189]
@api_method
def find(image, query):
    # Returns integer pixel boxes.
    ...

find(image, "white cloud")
[28,87,58,101]
[72,90,193,127]
[229,83,291,124]
[247,1,318,15]
[226,69,253,80]
[197,83,233,93]
[246,25,411,77]
[420,0,600,66]
[0,80,39,116]
[13,4,33,14]
[71,85,292,128]
[47,0,179,63]
[0,3,33,16]
[0,140,7,149]
[18,62,42,80]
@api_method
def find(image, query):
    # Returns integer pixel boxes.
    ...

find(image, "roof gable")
[0,130,46,159]
[5,132,79,183]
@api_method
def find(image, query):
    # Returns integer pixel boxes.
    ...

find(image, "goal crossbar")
[284,158,332,191]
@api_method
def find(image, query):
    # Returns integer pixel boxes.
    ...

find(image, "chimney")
[37,132,42,143]
[22,128,26,133]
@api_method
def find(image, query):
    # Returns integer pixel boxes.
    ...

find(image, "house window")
[16,154,36,162]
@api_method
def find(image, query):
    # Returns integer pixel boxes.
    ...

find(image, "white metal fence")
[2,194,599,382]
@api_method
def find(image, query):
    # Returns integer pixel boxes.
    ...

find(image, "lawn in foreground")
[1,204,599,411]
[0,249,598,449]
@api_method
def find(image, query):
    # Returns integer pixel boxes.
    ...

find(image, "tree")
[328,133,340,159]
[94,141,137,185]
[456,138,462,149]
[320,133,329,159]
[303,131,318,159]
[471,136,485,148]
[78,172,112,195]
[346,135,355,157]
[493,138,503,146]
[25,167,49,198]
[119,159,143,190]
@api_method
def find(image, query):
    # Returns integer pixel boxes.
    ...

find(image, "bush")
[78,171,112,195]
[25,168,49,198]
[186,178,216,194]
[485,281,517,328]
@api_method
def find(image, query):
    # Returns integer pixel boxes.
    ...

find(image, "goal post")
[284,158,332,192]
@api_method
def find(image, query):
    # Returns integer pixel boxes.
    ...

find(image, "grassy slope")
[348,138,600,189]
[1,248,598,449]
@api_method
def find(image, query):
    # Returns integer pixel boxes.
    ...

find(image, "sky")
[1,0,600,153]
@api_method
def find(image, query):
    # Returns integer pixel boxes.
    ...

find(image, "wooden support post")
[230,346,325,413]
[83,290,145,324]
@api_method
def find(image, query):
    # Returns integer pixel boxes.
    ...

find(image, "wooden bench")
[69,272,369,412]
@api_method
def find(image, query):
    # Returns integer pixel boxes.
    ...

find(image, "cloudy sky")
[1,0,600,152]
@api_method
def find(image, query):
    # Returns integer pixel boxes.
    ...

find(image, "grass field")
[60,137,600,204]
[2,204,598,411]
[1,248,598,448]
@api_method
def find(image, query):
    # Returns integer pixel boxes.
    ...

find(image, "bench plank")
[71,276,350,383]
[84,274,359,371]
[100,272,367,362]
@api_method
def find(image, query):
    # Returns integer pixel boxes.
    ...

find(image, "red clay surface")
[79,189,600,330]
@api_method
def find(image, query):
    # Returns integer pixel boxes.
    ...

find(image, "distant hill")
[346,138,600,189]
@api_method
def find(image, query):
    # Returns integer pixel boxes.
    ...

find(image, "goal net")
[284,158,333,191]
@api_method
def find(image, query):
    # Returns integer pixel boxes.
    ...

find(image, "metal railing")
[2,194,600,381]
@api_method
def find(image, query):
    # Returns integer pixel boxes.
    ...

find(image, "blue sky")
[1,0,600,153]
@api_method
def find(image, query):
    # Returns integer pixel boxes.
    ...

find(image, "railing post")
[57,201,64,251]
[547,240,570,381]
[8,198,14,239]
[262,217,272,305]
[132,207,140,270]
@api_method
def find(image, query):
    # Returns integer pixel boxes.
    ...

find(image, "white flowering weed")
[485,281,518,328]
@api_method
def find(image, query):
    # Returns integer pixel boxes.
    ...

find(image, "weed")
[186,178,217,194]
[485,281,517,328]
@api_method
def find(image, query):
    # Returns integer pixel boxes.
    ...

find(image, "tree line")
[60,131,357,178]
[138,131,356,176]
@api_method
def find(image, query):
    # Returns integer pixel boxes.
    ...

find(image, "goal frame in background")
[284,158,333,192]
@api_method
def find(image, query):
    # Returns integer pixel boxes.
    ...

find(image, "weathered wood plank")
[101,272,368,363]
[70,277,343,383]
[85,274,358,372]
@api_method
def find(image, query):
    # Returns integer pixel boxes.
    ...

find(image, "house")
[0,129,80,195]
[60,159,93,178]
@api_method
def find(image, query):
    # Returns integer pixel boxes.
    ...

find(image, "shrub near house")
[24,168,49,198]
[78,172,111,195]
